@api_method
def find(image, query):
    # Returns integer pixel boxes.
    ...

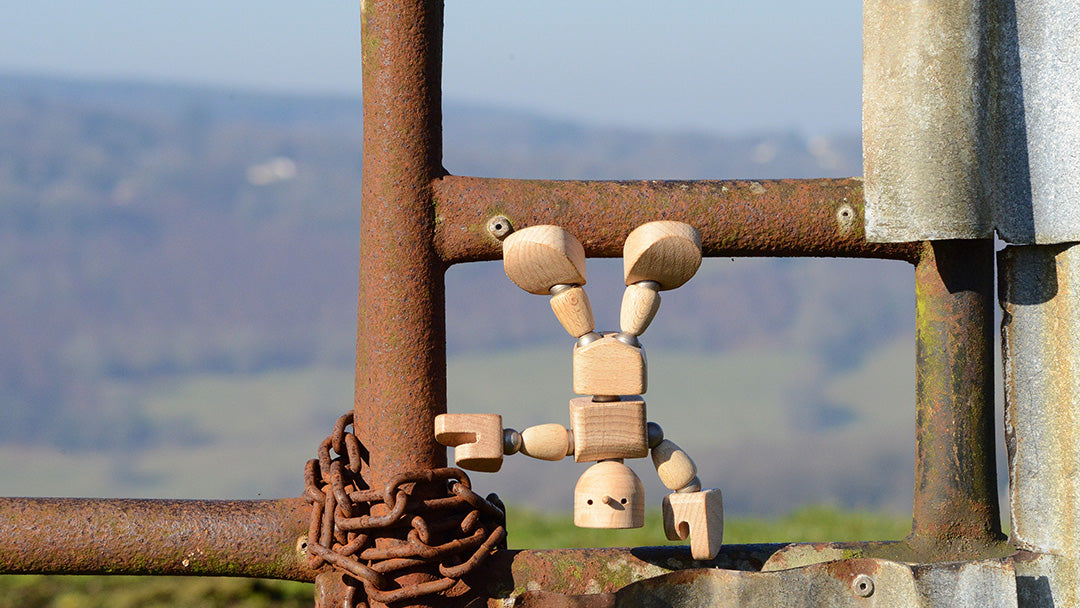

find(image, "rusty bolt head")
[852,573,874,597]
[487,216,514,240]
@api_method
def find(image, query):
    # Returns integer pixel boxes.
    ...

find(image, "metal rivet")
[296,535,309,556]
[836,204,856,230]
[487,215,513,240]
[647,422,664,448]
[852,574,874,597]
[577,331,602,347]
[615,332,641,347]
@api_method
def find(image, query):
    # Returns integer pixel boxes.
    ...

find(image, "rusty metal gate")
[3,0,1080,606]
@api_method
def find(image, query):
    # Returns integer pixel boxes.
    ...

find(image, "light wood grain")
[434,413,504,473]
[572,334,647,396]
[619,282,661,336]
[569,397,648,462]
[651,439,698,490]
[520,423,572,461]
[662,489,723,560]
[549,286,595,338]
[574,460,645,529]
[502,225,587,295]
[623,221,702,290]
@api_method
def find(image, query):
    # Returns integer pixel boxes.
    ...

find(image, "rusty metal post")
[356,0,446,488]
[911,239,1002,551]
[354,0,447,605]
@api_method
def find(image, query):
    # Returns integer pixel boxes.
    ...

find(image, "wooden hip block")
[574,460,645,529]
[662,489,723,560]
[623,221,702,290]
[569,397,648,462]
[434,413,504,473]
[502,225,587,295]
[572,334,647,396]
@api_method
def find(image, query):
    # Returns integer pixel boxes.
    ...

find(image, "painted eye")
[621,498,627,504]
[587,499,593,505]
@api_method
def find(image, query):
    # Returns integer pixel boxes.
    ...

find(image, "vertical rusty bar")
[911,240,1002,548]
[356,0,446,484]
[355,0,446,605]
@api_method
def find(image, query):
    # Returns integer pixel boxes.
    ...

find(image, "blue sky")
[0,1,861,135]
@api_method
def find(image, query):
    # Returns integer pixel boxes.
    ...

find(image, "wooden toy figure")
[435,221,723,560]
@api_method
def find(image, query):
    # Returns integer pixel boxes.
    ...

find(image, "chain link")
[305,412,506,605]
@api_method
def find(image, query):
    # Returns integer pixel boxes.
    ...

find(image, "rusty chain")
[304,412,506,606]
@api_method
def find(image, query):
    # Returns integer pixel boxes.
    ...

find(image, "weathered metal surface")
[911,240,1003,548]
[863,0,990,242]
[432,177,920,265]
[0,498,312,580]
[986,1,1080,244]
[511,558,1017,608]
[303,411,505,605]
[762,539,1015,572]
[1001,244,1080,553]
[357,0,448,605]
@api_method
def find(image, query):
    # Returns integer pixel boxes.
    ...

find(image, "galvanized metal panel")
[1000,243,1080,555]
[987,0,1080,244]
[863,0,991,242]
[515,558,1018,608]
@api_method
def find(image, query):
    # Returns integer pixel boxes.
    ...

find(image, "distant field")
[0,506,910,608]
[0,338,918,514]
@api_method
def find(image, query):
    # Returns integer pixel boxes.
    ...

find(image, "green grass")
[507,504,910,549]
[0,506,910,607]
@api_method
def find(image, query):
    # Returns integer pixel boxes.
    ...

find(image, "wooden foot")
[663,489,723,560]
[623,221,702,290]
[502,225,587,295]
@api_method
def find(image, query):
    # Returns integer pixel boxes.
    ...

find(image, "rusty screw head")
[487,215,513,240]
[852,574,874,597]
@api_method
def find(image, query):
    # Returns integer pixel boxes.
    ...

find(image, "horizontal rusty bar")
[432,176,920,265]
[0,498,314,581]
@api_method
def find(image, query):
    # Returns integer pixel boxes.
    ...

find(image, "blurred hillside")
[0,73,917,515]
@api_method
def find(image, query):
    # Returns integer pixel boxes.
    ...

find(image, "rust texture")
[356,0,446,483]
[432,176,919,265]
[356,0,448,605]
[911,239,1003,549]
[0,498,312,580]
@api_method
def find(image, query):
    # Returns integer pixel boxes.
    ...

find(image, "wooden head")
[623,221,702,290]
[573,460,645,529]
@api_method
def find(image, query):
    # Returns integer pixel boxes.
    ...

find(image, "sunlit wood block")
[623,221,702,290]
[569,397,648,462]
[663,489,723,560]
[619,282,661,336]
[550,285,595,338]
[651,439,698,491]
[434,413,503,472]
[503,225,587,295]
[572,334,647,396]
[520,423,572,461]
[574,460,645,529]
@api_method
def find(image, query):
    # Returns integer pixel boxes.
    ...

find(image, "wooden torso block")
[572,334,647,396]
[569,397,648,462]
[663,489,724,560]
[434,413,504,472]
